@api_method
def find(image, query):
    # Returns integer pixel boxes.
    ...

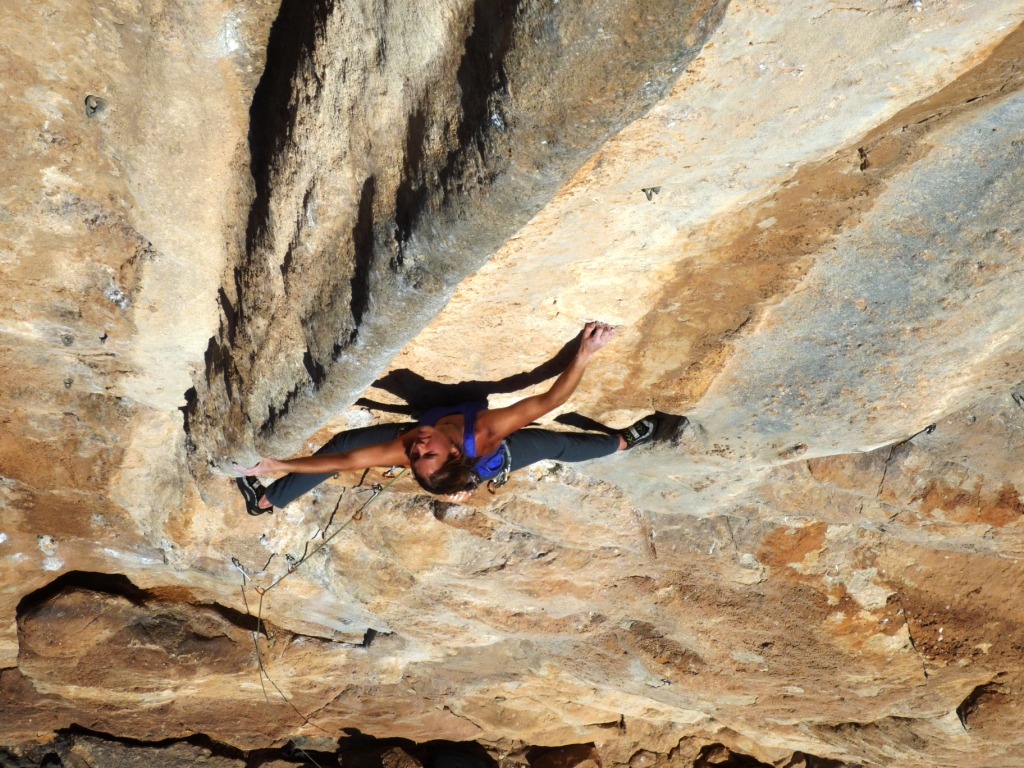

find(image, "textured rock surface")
[185,0,728,473]
[4,0,1024,767]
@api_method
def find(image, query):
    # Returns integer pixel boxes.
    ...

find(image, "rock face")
[185,0,729,472]
[4,0,1024,767]
[18,573,257,689]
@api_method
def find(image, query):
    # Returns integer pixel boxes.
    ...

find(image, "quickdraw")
[351,483,385,520]
[484,442,512,495]
[893,423,936,450]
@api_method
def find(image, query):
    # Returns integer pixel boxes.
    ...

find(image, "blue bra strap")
[418,402,487,457]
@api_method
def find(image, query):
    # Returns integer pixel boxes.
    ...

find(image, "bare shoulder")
[473,408,504,455]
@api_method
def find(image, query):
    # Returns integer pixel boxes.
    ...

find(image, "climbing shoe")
[620,415,660,449]
[236,476,271,516]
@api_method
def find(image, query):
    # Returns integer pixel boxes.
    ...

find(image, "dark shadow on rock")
[24,728,501,768]
[556,410,687,440]
[350,175,377,331]
[353,340,688,441]
[332,731,497,768]
[355,331,583,415]
[525,744,601,768]
[423,747,493,768]
[16,571,149,616]
[693,744,774,768]
[16,571,265,637]
[246,0,333,256]
[655,412,689,442]
[553,412,618,435]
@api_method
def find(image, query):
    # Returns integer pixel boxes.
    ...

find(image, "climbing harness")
[482,442,512,494]
[232,468,407,766]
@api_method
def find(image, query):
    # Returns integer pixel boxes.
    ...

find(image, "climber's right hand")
[577,321,615,361]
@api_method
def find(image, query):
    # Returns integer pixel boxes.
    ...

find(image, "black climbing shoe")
[236,476,271,516]
[619,415,660,449]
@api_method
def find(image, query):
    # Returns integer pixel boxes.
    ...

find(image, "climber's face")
[409,425,459,477]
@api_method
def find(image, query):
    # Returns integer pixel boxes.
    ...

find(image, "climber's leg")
[504,428,622,473]
[263,423,413,509]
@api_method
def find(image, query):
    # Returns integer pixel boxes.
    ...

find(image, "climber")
[232,322,659,514]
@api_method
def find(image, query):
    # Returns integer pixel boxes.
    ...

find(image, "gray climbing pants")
[263,423,620,508]
[504,428,620,472]
[263,423,409,508]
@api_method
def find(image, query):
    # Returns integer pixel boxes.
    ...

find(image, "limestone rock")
[17,574,256,690]
[4,0,1024,766]
[531,744,602,768]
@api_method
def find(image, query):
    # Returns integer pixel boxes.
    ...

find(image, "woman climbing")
[233,322,658,514]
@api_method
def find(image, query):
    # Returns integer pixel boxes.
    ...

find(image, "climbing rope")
[232,468,407,767]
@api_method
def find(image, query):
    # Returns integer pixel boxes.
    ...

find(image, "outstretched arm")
[233,435,410,477]
[476,322,615,444]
